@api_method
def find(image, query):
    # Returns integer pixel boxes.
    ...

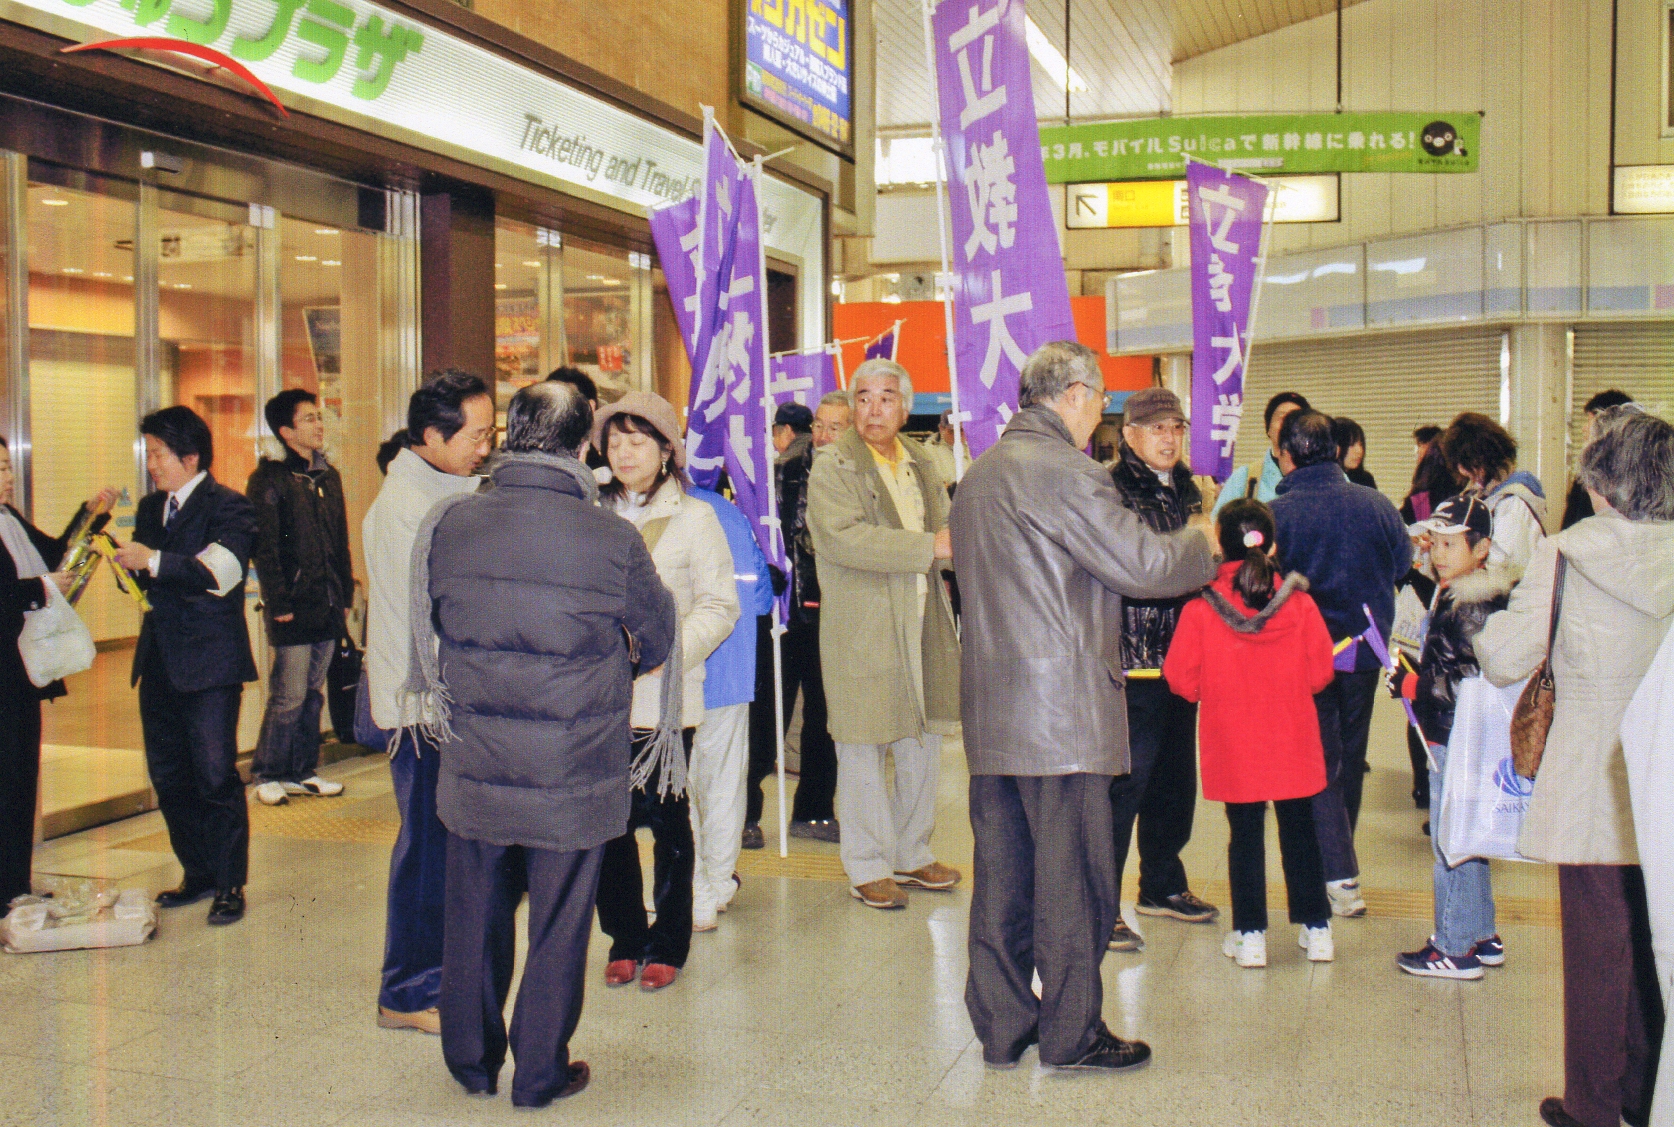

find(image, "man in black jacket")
[247,389,353,807]
[423,382,676,1106]
[1105,388,1218,951]
[114,406,259,926]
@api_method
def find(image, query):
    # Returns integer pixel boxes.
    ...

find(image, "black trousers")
[1312,670,1379,883]
[138,650,249,891]
[595,729,695,968]
[441,833,604,1106]
[1224,798,1331,933]
[747,614,837,824]
[966,773,1119,1067]
[1558,864,1664,1127]
[1107,679,1198,904]
[0,691,42,904]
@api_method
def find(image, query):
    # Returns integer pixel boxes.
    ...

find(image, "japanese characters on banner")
[931,0,1077,459]
[647,195,701,354]
[769,352,840,409]
[1186,161,1271,482]
[684,118,747,487]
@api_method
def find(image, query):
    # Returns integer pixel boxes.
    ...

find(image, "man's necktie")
[164,494,179,529]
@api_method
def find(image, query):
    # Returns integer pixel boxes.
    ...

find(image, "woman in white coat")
[1478,408,1674,1127]
[592,392,739,994]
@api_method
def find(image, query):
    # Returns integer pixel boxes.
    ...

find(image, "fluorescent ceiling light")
[494,283,507,290]
[41,198,69,207]
[1023,17,1089,94]
[295,255,318,262]
[523,260,541,268]
[314,228,339,236]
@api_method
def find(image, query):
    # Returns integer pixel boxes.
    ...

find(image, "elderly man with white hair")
[951,341,1217,1072]
[806,358,962,909]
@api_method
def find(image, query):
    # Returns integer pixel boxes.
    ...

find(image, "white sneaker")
[1326,879,1366,918]
[283,776,344,797]
[1222,929,1267,968]
[1298,923,1335,962]
[254,781,287,806]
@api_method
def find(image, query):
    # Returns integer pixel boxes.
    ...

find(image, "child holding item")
[1388,493,1514,979]
[1163,500,1337,968]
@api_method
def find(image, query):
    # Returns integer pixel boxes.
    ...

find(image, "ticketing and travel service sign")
[744,0,852,152]
[1040,112,1481,183]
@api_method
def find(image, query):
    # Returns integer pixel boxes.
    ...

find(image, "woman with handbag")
[0,437,117,905]
[1478,408,1674,1127]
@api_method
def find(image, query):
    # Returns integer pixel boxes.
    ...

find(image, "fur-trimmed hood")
[1443,561,1520,606]
[1201,565,1311,634]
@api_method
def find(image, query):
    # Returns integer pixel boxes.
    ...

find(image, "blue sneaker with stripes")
[1472,935,1506,967]
[1396,942,1485,980]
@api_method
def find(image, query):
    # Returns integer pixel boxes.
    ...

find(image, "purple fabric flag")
[768,352,838,410]
[933,0,1076,459]
[864,330,896,361]
[686,117,746,488]
[1186,161,1270,482]
[648,196,701,365]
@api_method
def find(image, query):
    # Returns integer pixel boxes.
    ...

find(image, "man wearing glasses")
[1105,388,1219,953]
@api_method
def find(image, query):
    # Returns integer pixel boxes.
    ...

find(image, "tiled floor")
[3,695,1562,1126]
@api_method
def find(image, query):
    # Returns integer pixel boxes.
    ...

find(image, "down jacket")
[1479,509,1674,864]
[1108,442,1205,670]
[1410,564,1515,748]
[246,449,353,647]
[427,453,676,853]
[1164,563,1335,804]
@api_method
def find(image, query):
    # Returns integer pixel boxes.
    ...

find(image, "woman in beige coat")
[1478,408,1674,1127]
[592,393,739,994]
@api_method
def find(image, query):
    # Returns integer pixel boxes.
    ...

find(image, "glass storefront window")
[564,240,635,400]
[493,218,548,414]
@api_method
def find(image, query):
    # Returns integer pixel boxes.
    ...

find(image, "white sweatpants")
[689,702,750,916]
[835,733,941,887]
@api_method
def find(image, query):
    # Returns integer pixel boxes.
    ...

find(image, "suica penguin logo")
[1421,121,1464,158]
[1493,756,1535,798]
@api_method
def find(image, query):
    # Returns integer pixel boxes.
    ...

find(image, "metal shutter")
[1570,324,1674,457]
[1234,327,1504,503]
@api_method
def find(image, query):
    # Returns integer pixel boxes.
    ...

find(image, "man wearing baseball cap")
[1105,387,1219,951]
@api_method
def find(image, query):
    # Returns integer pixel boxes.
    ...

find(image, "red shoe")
[604,959,639,987]
[639,963,679,991]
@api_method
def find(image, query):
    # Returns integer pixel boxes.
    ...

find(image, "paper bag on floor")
[1436,675,1534,868]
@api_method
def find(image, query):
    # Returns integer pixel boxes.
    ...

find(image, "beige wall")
[1172,0,1613,254]
[1616,0,1674,167]
[472,0,732,123]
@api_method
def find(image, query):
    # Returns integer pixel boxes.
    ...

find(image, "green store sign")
[1039,112,1481,183]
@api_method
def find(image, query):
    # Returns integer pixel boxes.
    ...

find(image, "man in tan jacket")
[807,358,962,909]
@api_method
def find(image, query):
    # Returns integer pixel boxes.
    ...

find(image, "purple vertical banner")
[933,0,1077,459]
[1186,161,1270,482]
[686,116,746,487]
[648,195,701,364]
[768,352,838,409]
[864,328,896,361]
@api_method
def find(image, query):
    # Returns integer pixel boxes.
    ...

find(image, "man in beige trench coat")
[807,358,963,909]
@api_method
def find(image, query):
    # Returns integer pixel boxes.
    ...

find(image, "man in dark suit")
[114,406,259,926]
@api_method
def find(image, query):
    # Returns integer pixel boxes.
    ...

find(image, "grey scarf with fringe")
[396,449,687,798]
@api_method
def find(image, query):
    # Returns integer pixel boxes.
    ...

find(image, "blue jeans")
[250,640,333,784]
[1430,741,1496,957]
[380,730,447,1013]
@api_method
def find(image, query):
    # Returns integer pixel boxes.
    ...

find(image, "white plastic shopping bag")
[1437,675,1535,867]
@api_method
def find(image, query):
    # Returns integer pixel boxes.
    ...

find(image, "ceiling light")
[123,275,133,282]
[495,262,502,269]
[40,198,69,207]
[1024,16,1090,93]
[62,267,84,274]
[600,278,622,285]
[322,259,340,266]
[494,283,507,290]
[295,254,318,262]
[174,283,192,290]
[93,272,112,278]
[523,260,541,268]
[314,228,340,235]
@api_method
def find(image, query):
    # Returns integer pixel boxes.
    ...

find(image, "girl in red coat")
[1163,500,1337,968]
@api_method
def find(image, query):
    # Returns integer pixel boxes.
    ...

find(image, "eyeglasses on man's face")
[1133,421,1188,438]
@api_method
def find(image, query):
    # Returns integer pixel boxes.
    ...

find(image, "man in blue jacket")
[1270,410,1412,919]
[689,486,775,930]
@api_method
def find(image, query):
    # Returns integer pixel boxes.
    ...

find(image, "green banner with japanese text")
[1039,112,1481,183]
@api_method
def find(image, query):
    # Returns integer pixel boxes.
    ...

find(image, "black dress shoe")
[1056,1026,1151,1072]
[512,1062,590,1108]
[1539,1098,1585,1127]
[155,882,215,908]
[207,888,245,926]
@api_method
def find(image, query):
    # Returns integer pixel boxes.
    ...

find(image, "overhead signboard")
[742,0,853,155]
[1040,112,1481,183]
[1066,174,1340,228]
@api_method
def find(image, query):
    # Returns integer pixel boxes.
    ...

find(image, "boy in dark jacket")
[1389,494,1513,980]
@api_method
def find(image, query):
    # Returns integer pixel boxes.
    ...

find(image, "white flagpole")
[918,0,966,481]
[888,317,904,362]
[749,155,792,860]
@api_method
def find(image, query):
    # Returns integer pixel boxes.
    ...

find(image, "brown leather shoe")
[640,963,679,991]
[377,1006,441,1035]
[851,878,908,908]
[894,862,962,890]
[604,959,640,987]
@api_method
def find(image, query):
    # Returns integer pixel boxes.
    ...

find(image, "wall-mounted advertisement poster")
[743,0,853,155]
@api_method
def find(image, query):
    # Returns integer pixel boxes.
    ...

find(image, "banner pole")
[832,341,848,390]
[1240,179,1281,382]
[918,0,966,482]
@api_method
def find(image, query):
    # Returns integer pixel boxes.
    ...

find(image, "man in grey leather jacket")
[950,342,1217,1073]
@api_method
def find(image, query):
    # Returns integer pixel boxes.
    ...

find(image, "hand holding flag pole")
[1362,604,1433,768]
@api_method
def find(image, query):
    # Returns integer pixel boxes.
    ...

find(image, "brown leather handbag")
[1510,552,1567,779]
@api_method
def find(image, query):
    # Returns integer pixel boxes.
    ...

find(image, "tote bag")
[18,581,96,688]
[1436,674,1536,867]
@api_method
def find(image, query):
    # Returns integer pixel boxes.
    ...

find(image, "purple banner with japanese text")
[649,196,701,364]
[1187,161,1270,482]
[686,118,746,488]
[769,352,839,410]
[932,0,1076,459]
